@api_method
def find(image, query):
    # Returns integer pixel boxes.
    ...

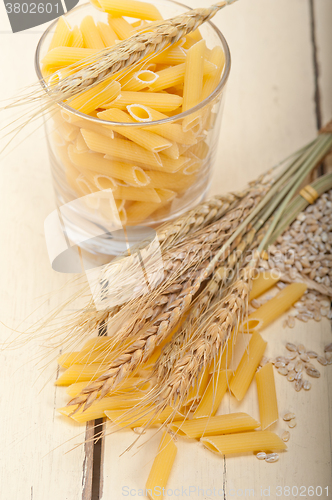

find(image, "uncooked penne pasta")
[112,185,161,203]
[256,363,278,430]
[102,91,183,113]
[182,40,206,131]
[125,189,175,224]
[143,169,196,192]
[48,16,71,51]
[55,363,110,386]
[108,16,134,40]
[69,26,84,48]
[105,406,182,428]
[249,270,280,300]
[75,131,90,152]
[193,369,233,418]
[97,21,118,47]
[68,79,121,115]
[52,112,79,142]
[145,432,177,500]
[170,413,260,439]
[149,60,216,93]
[242,283,307,332]
[42,47,99,68]
[97,108,173,152]
[80,15,105,49]
[59,395,144,422]
[202,46,225,100]
[201,431,287,455]
[230,332,267,401]
[98,0,163,20]
[68,146,150,186]
[127,105,197,145]
[123,70,159,91]
[150,45,187,65]
[66,376,147,398]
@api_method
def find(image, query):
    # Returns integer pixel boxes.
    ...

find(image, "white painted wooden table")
[0,1,331,499]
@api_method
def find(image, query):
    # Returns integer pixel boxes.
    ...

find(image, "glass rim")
[35,0,231,128]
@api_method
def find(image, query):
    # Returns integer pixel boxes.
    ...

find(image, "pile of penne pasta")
[57,271,308,494]
[41,0,226,225]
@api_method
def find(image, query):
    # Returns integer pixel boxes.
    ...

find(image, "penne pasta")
[48,16,72,51]
[256,363,279,430]
[145,432,177,500]
[249,270,280,300]
[66,377,148,398]
[42,47,99,68]
[97,21,118,47]
[105,406,182,428]
[230,332,267,401]
[182,39,206,131]
[99,0,163,20]
[169,413,260,439]
[148,60,216,92]
[67,79,121,115]
[112,185,161,202]
[80,15,105,49]
[125,189,175,224]
[69,26,84,48]
[68,146,150,186]
[242,283,307,332]
[202,46,225,100]
[107,16,134,40]
[97,108,173,152]
[55,363,109,386]
[51,112,79,142]
[193,369,233,419]
[201,431,287,455]
[102,91,183,113]
[123,70,159,91]
[150,45,187,65]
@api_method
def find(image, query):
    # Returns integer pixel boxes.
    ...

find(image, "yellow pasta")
[193,369,233,418]
[148,60,217,92]
[169,413,260,439]
[108,16,133,40]
[80,15,105,49]
[105,406,182,428]
[55,363,109,386]
[97,21,118,47]
[182,29,203,49]
[42,47,99,68]
[201,431,287,455]
[99,0,163,20]
[48,16,72,51]
[68,79,121,115]
[127,104,197,145]
[145,432,177,500]
[249,270,280,300]
[102,91,183,113]
[113,185,161,202]
[144,170,196,192]
[123,70,159,91]
[189,140,209,160]
[150,45,187,65]
[69,26,84,48]
[97,108,173,152]
[256,363,279,430]
[182,39,206,131]
[52,112,79,142]
[230,332,267,401]
[125,189,175,224]
[68,146,150,186]
[66,377,148,398]
[202,46,225,100]
[242,283,307,332]
[63,114,114,139]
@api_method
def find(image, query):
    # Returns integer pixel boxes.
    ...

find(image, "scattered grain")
[265,453,279,463]
[286,343,297,352]
[283,412,296,421]
[281,431,290,442]
[317,356,328,366]
[256,452,267,460]
[306,366,320,378]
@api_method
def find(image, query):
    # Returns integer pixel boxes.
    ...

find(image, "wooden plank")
[0,8,89,500]
[100,1,331,498]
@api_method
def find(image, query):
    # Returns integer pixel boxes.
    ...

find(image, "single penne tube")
[80,15,105,49]
[81,337,115,352]
[105,406,182,428]
[144,169,196,192]
[81,130,163,169]
[242,282,307,332]
[256,363,278,430]
[102,91,183,113]
[182,40,206,131]
[127,104,197,145]
[182,365,211,406]
[66,376,146,398]
[55,363,110,386]
[68,146,150,186]
[125,189,175,224]
[249,270,280,300]
[201,431,287,455]
[63,115,115,139]
[188,140,210,160]
[59,395,144,423]
[230,332,267,401]
[148,60,216,92]
[193,369,233,419]
[97,21,118,47]
[145,432,177,500]
[48,16,71,51]
[69,26,84,48]
[182,29,203,49]
[122,70,159,91]
[99,0,162,20]
[75,131,90,152]
[97,108,173,152]
[161,141,179,160]
[112,185,161,203]
[170,413,260,439]
[150,45,187,65]
[51,112,79,142]
[107,15,134,40]
[202,46,225,100]
[42,47,99,68]
[67,79,121,115]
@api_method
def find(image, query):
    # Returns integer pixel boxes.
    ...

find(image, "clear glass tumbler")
[35,0,230,255]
